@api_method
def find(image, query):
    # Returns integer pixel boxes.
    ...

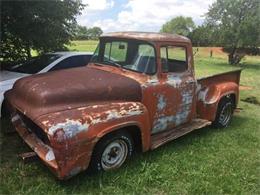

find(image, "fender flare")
[197,82,238,121]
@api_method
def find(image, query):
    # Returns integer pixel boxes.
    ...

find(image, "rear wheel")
[89,131,134,172]
[212,96,234,128]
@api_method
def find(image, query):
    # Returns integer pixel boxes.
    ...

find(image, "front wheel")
[89,132,134,172]
[212,96,234,128]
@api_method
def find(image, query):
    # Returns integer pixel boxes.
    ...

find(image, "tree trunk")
[228,47,236,64]
[228,47,245,65]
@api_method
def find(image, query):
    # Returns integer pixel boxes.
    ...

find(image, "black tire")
[89,131,134,172]
[212,96,234,128]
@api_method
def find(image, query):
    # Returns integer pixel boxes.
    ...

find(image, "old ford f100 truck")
[5,32,242,179]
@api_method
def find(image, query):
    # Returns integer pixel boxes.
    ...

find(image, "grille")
[18,112,50,145]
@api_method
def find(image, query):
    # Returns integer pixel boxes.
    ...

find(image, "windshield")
[5,54,61,74]
[90,39,156,75]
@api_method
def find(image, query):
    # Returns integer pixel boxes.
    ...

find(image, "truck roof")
[101,32,191,43]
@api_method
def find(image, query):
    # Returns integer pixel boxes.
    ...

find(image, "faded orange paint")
[5,32,242,179]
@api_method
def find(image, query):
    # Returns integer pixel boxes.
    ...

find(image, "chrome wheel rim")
[219,103,232,126]
[101,139,128,170]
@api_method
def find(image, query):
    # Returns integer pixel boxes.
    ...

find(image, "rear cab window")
[160,46,188,73]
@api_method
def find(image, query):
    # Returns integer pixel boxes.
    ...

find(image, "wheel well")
[228,93,236,109]
[219,93,236,110]
[95,125,143,153]
[123,125,142,152]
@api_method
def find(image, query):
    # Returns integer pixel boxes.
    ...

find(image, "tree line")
[74,25,103,40]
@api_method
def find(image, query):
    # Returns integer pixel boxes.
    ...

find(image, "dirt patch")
[241,96,260,106]
[239,85,253,90]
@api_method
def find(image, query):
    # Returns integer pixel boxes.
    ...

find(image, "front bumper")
[11,113,59,172]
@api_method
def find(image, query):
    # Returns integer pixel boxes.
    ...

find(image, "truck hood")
[6,66,142,120]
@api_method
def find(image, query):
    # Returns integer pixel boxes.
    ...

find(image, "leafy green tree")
[160,16,196,37]
[75,25,89,40]
[1,0,84,62]
[87,27,103,40]
[190,25,218,46]
[205,0,260,64]
[74,25,103,40]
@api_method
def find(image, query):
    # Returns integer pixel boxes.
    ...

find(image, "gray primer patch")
[49,103,143,138]
[48,120,89,138]
[141,76,159,88]
[166,75,182,87]
[152,90,193,133]
[45,148,55,161]
[198,88,209,102]
[157,95,166,111]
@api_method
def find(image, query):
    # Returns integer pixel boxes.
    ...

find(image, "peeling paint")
[48,120,89,137]
[157,95,166,111]
[11,114,20,123]
[141,76,159,88]
[198,88,209,102]
[166,75,182,87]
[45,148,55,161]
[48,103,143,138]
[196,83,202,93]
[152,89,193,133]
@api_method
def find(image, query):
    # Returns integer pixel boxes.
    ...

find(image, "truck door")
[151,44,196,134]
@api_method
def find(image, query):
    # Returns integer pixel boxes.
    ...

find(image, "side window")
[104,41,127,62]
[49,55,90,71]
[160,46,187,73]
[132,44,156,74]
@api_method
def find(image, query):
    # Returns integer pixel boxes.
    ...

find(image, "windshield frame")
[90,38,158,75]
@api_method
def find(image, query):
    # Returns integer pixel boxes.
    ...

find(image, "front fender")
[197,82,239,121]
[35,101,150,178]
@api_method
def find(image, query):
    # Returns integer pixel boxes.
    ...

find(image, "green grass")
[1,40,260,194]
[68,40,98,52]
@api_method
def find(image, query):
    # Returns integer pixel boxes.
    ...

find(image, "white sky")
[77,0,215,32]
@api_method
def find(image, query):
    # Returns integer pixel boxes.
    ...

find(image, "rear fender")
[197,82,238,121]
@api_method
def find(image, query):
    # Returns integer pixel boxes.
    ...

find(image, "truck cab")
[5,32,241,179]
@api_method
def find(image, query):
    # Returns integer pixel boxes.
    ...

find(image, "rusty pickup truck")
[5,32,242,179]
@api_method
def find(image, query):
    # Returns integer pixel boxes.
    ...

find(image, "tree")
[1,0,84,62]
[87,27,103,40]
[190,25,217,47]
[205,0,260,64]
[74,25,89,40]
[160,16,196,37]
[74,25,103,40]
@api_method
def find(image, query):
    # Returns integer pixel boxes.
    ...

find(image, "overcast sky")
[77,0,215,32]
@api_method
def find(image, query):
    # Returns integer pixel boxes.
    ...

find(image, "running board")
[151,119,211,149]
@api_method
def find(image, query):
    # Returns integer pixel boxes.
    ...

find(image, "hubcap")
[219,103,232,126]
[101,139,128,170]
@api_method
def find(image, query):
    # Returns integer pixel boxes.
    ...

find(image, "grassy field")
[0,40,259,194]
